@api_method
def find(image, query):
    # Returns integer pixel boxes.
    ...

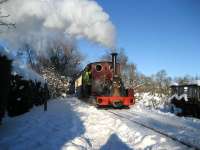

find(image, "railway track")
[79,97,200,149]
[107,110,200,150]
[118,110,200,134]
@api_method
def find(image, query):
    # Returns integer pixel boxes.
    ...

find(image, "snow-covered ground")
[0,97,200,150]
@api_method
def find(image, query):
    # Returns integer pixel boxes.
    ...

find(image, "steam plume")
[1,0,116,53]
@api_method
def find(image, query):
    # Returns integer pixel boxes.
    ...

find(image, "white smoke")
[1,0,116,53]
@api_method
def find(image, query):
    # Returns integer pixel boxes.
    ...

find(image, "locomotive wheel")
[124,106,130,109]
[95,103,100,108]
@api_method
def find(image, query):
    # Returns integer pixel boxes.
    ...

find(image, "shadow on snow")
[100,133,132,150]
[0,99,85,150]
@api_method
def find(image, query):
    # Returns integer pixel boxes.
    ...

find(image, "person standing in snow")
[43,82,49,111]
[83,67,92,97]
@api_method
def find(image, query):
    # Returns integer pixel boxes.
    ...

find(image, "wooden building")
[170,81,200,118]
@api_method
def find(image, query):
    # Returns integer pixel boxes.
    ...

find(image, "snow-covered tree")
[174,75,194,85]
[38,41,83,97]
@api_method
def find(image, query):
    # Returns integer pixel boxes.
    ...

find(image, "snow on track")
[0,97,199,150]
[107,110,200,150]
[64,98,192,150]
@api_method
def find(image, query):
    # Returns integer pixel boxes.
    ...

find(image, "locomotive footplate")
[96,96,134,108]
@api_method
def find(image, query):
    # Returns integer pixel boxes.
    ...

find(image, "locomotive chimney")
[111,52,121,97]
[111,53,118,75]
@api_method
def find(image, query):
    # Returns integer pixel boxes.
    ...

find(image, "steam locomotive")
[75,53,135,108]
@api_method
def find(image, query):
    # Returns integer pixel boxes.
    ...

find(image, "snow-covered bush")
[135,92,183,115]
[0,47,50,119]
[41,66,72,98]
[0,55,12,123]
[135,92,190,117]
[7,74,50,117]
[135,93,167,109]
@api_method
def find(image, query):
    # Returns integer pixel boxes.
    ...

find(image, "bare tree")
[49,47,82,77]
[135,70,172,97]
[174,75,193,85]
[0,0,15,30]
[122,63,138,89]
[154,70,172,97]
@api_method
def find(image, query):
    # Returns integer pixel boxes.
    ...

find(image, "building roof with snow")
[171,80,200,87]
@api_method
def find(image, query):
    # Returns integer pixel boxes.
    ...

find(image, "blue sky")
[78,0,200,77]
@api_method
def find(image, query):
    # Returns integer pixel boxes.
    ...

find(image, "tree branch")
[133,82,145,90]
[0,14,10,18]
[0,0,8,5]
[0,21,15,28]
[0,0,15,29]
